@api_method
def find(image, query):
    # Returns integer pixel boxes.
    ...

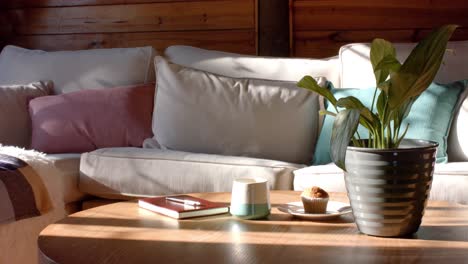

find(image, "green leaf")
[376,91,387,121]
[396,98,416,122]
[330,109,361,171]
[387,25,458,110]
[297,76,337,106]
[336,96,376,124]
[370,39,397,86]
[374,55,401,79]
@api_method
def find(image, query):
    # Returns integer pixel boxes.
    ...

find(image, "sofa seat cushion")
[0,146,85,205]
[44,153,87,204]
[79,147,304,199]
[293,163,468,204]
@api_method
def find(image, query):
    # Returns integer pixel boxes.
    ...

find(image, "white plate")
[278,201,352,220]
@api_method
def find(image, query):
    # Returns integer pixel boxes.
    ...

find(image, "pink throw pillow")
[29,84,155,153]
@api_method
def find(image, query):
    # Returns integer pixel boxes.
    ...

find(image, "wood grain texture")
[3,0,220,9]
[8,1,254,35]
[7,30,256,54]
[294,27,468,58]
[39,191,468,264]
[1,0,257,55]
[291,0,468,57]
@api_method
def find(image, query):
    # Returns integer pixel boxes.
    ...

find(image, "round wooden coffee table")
[39,191,468,263]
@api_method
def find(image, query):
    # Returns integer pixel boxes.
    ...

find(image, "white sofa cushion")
[152,57,324,164]
[447,88,468,161]
[293,163,468,205]
[42,153,86,204]
[0,81,52,147]
[79,147,303,199]
[0,146,85,205]
[0,45,156,94]
[339,40,468,89]
[339,41,468,162]
[165,45,341,87]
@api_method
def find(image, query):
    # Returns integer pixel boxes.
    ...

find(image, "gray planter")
[344,139,438,237]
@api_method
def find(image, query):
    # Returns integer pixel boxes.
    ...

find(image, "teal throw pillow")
[313,80,467,164]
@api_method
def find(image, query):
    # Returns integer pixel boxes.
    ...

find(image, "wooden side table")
[39,191,468,263]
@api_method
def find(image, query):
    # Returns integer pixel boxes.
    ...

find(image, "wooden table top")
[39,191,468,264]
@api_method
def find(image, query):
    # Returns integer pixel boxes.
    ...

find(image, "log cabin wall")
[0,0,257,55]
[2,1,468,58]
[291,0,468,58]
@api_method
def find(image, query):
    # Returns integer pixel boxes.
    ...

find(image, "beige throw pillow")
[0,81,52,147]
[151,57,325,164]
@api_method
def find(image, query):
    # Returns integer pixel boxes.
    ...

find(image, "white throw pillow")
[151,57,325,164]
[0,81,52,147]
[0,45,156,94]
[164,45,340,87]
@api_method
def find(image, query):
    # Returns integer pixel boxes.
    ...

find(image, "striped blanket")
[0,153,52,223]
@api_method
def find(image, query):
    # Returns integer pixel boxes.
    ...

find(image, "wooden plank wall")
[1,0,257,55]
[291,0,468,58]
[0,10,12,49]
[257,0,289,56]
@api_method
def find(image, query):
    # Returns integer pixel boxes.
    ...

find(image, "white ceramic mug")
[230,177,270,219]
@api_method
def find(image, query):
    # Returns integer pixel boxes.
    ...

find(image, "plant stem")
[370,87,378,113]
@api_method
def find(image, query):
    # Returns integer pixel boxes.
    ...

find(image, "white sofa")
[78,43,468,204]
[2,42,468,203]
[0,42,467,264]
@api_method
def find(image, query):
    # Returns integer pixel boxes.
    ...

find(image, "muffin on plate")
[301,186,329,214]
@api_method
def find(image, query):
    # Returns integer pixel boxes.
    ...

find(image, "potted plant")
[297,25,457,237]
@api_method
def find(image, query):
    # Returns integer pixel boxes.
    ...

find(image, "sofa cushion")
[165,45,341,87]
[0,45,156,94]
[447,88,468,161]
[293,163,468,205]
[0,146,85,205]
[43,153,86,204]
[339,40,468,89]
[0,81,52,148]
[152,57,324,164]
[79,147,303,199]
[339,40,468,162]
[313,81,467,164]
[29,83,155,154]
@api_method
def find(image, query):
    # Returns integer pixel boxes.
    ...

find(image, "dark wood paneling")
[8,1,254,35]
[294,27,468,58]
[2,0,257,55]
[0,11,12,49]
[291,0,468,58]
[257,0,289,56]
[3,0,219,9]
[8,30,256,54]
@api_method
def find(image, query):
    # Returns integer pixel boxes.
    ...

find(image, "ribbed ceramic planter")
[344,139,438,237]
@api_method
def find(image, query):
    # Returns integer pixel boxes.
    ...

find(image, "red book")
[138,195,229,219]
